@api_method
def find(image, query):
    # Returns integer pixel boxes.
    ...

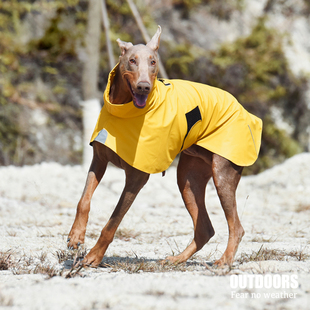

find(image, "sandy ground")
[0,153,310,309]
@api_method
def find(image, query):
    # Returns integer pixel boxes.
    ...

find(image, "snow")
[1,153,310,309]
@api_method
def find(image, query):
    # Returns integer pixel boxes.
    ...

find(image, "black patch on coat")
[180,106,202,151]
[158,79,171,86]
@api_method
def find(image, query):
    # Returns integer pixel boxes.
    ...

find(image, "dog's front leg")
[82,166,149,267]
[67,151,107,249]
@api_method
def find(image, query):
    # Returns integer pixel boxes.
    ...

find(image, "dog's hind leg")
[67,144,107,249]
[212,154,244,267]
[166,152,215,263]
[82,165,149,267]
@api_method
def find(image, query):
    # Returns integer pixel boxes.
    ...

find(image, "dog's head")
[117,26,161,109]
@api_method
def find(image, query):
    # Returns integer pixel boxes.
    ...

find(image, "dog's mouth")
[126,80,149,109]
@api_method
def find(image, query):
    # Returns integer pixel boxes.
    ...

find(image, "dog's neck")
[109,66,132,105]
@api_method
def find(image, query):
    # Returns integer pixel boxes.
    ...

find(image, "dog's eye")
[151,60,156,66]
[129,59,136,64]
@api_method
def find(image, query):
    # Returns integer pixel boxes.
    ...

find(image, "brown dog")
[67,26,262,267]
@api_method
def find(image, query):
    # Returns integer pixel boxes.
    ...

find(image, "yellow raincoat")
[91,64,262,174]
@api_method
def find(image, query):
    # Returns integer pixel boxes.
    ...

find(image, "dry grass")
[0,250,15,270]
[6,230,17,237]
[55,248,87,264]
[86,231,98,239]
[145,290,166,296]
[31,264,59,277]
[295,203,310,212]
[86,228,141,241]
[287,249,309,261]
[251,236,277,243]
[237,245,309,263]
[0,248,224,277]
[0,248,87,279]
[0,292,13,307]
[98,256,205,273]
[2,244,308,278]
[114,228,141,241]
[38,252,48,263]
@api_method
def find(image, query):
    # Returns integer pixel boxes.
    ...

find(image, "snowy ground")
[1,153,310,309]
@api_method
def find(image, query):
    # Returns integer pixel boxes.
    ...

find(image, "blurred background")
[1,0,310,174]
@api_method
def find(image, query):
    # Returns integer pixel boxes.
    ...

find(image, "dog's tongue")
[133,93,148,109]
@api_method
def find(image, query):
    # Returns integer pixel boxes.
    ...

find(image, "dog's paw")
[81,251,104,268]
[165,255,184,264]
[67,233,84,250]
[159,257,176,266]
[213,256,233,269]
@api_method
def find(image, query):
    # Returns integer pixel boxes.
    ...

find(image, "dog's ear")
[146,25,161,52]
[117,39,133,56]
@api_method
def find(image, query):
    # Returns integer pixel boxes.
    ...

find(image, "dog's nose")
[137,82,151,93]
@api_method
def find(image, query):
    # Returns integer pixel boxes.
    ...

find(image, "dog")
[67,26,262,267]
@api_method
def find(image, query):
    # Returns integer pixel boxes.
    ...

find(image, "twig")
[125,0,168,78]
[241,195,249,221]
[101,0,115,70]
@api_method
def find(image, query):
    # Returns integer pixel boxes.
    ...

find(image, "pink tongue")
[133,94,148,108]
